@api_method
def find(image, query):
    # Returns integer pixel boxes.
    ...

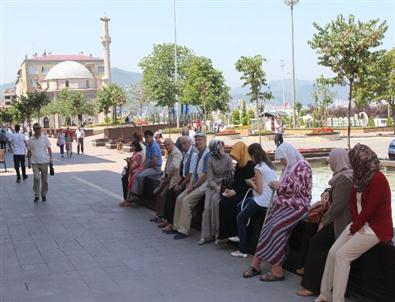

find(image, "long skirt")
[218,194,244,239]
[301,223,335,293]
[255,203,307,265]
[201,187,221,240]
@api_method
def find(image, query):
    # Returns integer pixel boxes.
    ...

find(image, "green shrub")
[387,117,393,127]
[251,130,273,136]
[367,117,375,128]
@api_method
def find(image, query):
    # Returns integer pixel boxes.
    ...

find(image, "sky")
[1,0,394,86]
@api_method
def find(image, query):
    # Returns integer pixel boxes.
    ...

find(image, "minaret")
[100,16,111,85]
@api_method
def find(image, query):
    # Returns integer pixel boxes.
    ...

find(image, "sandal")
[242,266,261,278]
[296,287,315,297]
[259,272,285,282]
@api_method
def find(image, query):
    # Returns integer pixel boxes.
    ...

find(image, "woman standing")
[315,144,393,302]
[230,143,277,258]
[217,142,255,241]
[120,140,144,207]
[64,128,73,158]
[243,142,312,281]
[199,140,233,245]
[57,130,65,158]
[296,148,353,297]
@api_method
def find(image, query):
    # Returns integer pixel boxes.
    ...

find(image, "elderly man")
[129,130,162,202]
[27,123,52,202]
[151,138,182,223]
[160,136,198,232]
[172,133,210,240]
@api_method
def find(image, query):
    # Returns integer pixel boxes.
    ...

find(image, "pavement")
[1,134,389,301]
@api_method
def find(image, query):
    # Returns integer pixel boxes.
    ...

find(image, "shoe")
[163,229,177,235]
[296,287,315,297]
[42,196,46,202]
[228,236,240,243]
[230,250,248,258]
[157,221,168,228]
[34,197,39,203]
[23,175,28,180]
[174,233,187,240]
[16,177,21,183]
[197,238,207,245]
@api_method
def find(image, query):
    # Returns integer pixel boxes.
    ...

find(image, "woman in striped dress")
[243,142,312,281]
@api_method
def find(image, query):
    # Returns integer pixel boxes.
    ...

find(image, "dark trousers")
[13,154,26,179]
[59,144,64,156]
[0,141,6,150]
[163,185,184,224]
[121,173,128,201]
[237,197,266,254]
[301,223,335,294]
[77,138,84,154]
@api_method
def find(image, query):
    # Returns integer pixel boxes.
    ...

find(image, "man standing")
[10,124,28,183]
[173,133,210,239]
[129,130,162,202]
[27,123,52,202]
[75,125,85,155]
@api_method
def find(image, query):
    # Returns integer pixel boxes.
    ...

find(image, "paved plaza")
[1,134,392,302]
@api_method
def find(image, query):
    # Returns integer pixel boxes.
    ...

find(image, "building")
[1,88,17,108]
[15,52,105,98]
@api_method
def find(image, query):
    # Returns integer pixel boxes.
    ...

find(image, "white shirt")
[189,130,196,145]
[10,133,27,155]
[253,163,277,207]
[28,135,51,164]
[75,129,85,139]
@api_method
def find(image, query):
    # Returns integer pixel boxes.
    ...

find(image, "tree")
[309,14,387,148]
[58,89,96,125]
[231,109,240,125]
[126,84,148,118]
[0,109,14,124]
[183,56,230,121]
[247,108,255,125]
[138,43,194,114]
[12,92,49,129]
[354,48,395,133]
[312,76,335,126]
[235,55,272,143]
[96,84,126,123]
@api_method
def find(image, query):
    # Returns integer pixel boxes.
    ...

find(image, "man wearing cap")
[172,132,211,239]
[27,123,52,202]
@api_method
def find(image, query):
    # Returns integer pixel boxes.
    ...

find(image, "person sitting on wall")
[150,138,182,223]
[172,132,211,240]
[160,136,197,232]
[128,130,162,203]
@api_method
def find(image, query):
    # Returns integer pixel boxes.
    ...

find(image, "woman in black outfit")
[218,142,255,240]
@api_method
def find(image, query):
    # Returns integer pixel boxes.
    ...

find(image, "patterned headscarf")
[275,142,304,181]
[349,143,380,192]
[230,142,251,167]
[209,139,223,159]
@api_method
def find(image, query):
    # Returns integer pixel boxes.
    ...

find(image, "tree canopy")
[309,14,387,147]
[57,89,96,124]
[96,84,127,122]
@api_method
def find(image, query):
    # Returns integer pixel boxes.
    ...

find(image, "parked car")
[389,139,395,160]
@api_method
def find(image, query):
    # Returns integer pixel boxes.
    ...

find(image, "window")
[29,65,37,74]
[97,66,105,73]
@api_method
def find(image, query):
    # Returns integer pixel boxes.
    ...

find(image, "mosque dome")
[46,61,94,80]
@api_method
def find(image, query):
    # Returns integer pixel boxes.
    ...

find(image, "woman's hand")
[223,189,236,197]
[269,181,280,190]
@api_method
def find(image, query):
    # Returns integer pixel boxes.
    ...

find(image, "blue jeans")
[59,144,64,156]
[237,197,266,254]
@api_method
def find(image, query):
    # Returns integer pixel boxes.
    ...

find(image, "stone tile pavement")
[1,137,318,302]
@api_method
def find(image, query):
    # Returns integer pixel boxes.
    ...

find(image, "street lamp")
[280,60,285,109]
[173,0,180,128]
[284,0,299,128]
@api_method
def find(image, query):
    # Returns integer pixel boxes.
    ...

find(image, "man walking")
[75,125,85,155]
[10,124,28,183]
[27,123,52,202]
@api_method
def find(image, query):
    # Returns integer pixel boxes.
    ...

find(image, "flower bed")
[307,127,337,135]
[216,129,240,136]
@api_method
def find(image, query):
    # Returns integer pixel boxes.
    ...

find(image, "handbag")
[308,188,331,223]
[220,169,234,193]
[49,162,55,176]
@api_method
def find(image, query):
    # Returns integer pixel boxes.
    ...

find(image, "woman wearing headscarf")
[296,148,353,297]
[315,144,393,302]
[243,142,312,281]
[199,140,233,245]
[217,142,256,241]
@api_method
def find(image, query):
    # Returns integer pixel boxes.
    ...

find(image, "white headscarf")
[275,142,304,180]
[328,148,353,187]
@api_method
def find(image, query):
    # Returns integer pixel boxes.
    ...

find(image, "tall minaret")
[100,16,111,85]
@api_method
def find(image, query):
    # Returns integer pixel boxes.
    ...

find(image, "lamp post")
[280,60,285,109]
[284,0,299,129]
[173,0,180,129]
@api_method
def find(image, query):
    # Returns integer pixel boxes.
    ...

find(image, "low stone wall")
[103,124,168,140]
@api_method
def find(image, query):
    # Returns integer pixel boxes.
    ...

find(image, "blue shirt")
[146,141,162,167]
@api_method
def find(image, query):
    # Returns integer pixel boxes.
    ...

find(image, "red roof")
[29,54,103,61]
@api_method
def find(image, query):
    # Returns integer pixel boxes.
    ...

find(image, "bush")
[104,116,111,125]
[367,117,375,128]
[387,117,393,127]
[251,130,273,136]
